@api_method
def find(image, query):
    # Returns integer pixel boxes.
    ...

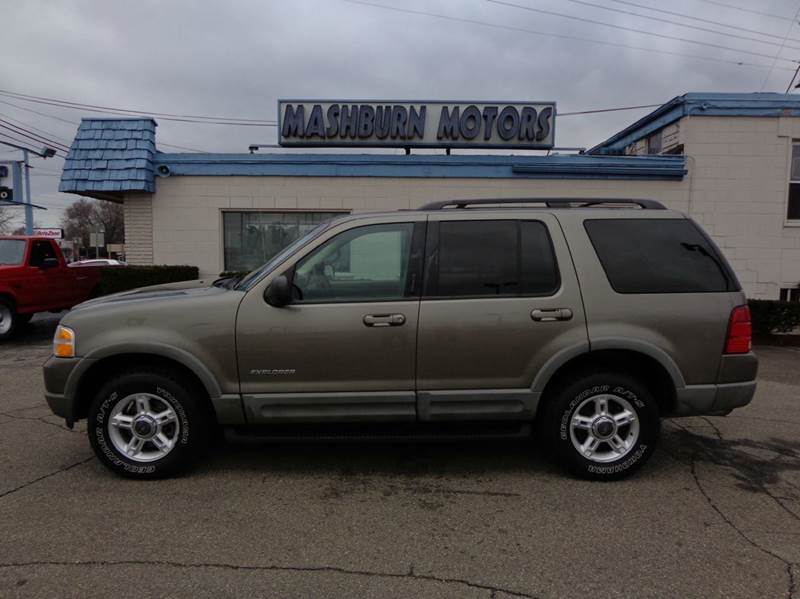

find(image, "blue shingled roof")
[588,92,800,155]
[59,118,157,196]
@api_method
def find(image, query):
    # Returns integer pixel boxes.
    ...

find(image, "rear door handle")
[531,308,573,322]
[363,313,406,327]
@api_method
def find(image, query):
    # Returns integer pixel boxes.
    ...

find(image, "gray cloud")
[0,0,797,226]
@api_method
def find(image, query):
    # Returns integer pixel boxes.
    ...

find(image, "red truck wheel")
[0,298,19,340]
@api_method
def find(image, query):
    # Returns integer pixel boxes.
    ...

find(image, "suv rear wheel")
[540,371,659,480]
[88,369,210,478]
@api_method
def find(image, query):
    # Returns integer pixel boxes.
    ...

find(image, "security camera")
[157,165,171,176]
[41,147,57,158]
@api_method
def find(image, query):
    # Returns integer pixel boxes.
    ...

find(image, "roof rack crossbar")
[418,198,666,210]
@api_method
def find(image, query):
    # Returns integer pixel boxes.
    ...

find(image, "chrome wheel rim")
[569,393,639,463]
[108,393,180,462]
[0,304,12,335]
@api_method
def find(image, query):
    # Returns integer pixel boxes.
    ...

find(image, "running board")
[225,421,532,444]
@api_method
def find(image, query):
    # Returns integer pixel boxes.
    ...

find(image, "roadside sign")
[89,232,105,247]
[33,228,64,239]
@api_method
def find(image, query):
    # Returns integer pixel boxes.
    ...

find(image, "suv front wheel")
[88,369,210,478]
[541,371,660,480]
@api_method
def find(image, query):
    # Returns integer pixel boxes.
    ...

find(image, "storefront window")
[788,143,800,220]
[223,211,345,273]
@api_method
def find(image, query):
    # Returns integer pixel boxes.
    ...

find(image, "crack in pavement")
[0,404,52,416]
[727,414,800,427]
[0,411,82,435]
[688,455,798,599]
[0,558,543,598]
[695,418,800,523]
[668,421,799,599]
[0,456,94,500]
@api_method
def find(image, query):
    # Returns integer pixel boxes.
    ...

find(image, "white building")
[59,93,800,299]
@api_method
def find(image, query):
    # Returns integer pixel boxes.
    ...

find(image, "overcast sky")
[2,0,800,227]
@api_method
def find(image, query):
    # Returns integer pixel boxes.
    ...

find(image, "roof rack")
[418,198,666,210]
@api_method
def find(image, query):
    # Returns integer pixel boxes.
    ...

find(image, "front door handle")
[363,313,406,327]
[531,308,573,322]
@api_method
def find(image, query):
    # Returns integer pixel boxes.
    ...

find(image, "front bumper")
[43,355,83,420]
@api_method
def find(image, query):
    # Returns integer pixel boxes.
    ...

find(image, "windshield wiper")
[213,274,245,289]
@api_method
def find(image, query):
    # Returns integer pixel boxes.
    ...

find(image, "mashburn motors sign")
[278,100,556,149]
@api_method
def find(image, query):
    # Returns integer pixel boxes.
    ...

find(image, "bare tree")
[11,221,42,235]
[0,206,16,234]
[94,200,124,245]
[61,198,124,250]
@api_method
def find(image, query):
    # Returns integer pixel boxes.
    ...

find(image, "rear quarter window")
[584,218,738,293]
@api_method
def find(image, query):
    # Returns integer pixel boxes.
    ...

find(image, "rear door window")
[427,220,559,297]
[584,218,737,293]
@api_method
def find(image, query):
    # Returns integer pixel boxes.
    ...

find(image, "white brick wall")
[681,116,799,299]
[138,175,691,278]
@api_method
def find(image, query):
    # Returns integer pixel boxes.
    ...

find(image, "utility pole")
[22,150,33,235]
[10,161,23,226]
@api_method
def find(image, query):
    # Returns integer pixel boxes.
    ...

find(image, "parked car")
[0,236,101,340]
[69,259,127,267]
[42,199,757,480]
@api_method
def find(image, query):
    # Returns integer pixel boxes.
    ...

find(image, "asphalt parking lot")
[0,315,799,598]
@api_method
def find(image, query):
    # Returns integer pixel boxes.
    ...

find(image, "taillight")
[724,305,752,354]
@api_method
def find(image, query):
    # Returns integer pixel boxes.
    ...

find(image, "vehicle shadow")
[201,438,561,479]
[190,424,797,487]
[662,422,800,492]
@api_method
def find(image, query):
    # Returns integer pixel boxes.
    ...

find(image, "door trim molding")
[417,389,537,421]
[243,391,416,423]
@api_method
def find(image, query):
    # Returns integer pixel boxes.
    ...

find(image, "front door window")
[293,223,414,302]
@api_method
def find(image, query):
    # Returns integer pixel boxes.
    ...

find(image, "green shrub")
[96,265,199,296]
[748,299,800,335]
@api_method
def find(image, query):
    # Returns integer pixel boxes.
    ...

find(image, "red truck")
[0,236,101,340]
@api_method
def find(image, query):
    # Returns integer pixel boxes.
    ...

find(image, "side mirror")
[264,275,292,307]
[41,257,59,269]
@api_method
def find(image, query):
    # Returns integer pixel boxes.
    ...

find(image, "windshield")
[235,221,335,291]
[0,240,25,265]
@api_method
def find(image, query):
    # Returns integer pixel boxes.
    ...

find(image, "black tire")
[17,313,33,325]
[540,371,660,481]
[88,369,211,479]
[0,298,20,341]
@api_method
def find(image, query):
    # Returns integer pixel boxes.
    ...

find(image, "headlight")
[53,325,76,358]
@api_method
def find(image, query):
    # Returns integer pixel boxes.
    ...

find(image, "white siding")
[122,193,153,265]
